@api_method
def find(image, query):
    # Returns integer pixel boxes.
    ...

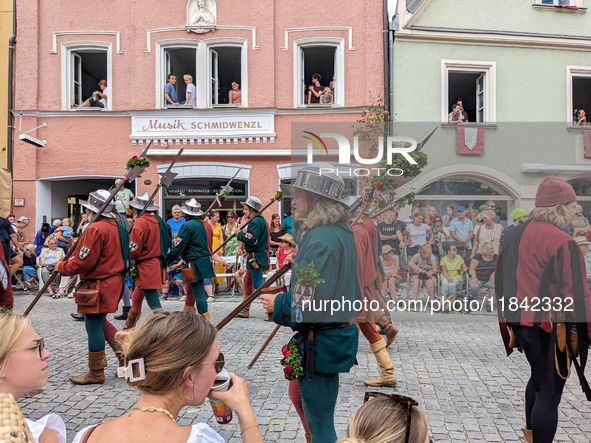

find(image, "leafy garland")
[126,156,150,168]
[292,262,324,287]
[281,336,304,381]
[274,190,286,201]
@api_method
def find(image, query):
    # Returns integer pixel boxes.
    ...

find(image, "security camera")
[19,133,46,148]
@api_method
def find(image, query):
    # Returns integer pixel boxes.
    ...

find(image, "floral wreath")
[281,336,304,381]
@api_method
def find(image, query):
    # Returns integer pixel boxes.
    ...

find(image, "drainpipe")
[7,0,16,172]
[389,17,395,137]
[383,0,390,128]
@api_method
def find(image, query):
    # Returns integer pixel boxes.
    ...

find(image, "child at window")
[320,87,334,104]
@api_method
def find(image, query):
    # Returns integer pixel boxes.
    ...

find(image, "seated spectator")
[469,241,497,311]
[440,243,468,307]
[500,208,528,244]
[380,245,399,302]
[34,223,51,257]
[183,75,196,106]
[234,260,247,294]
[403,211,434,258]
[307,73,324,104]
[337,392,430,443]
[573,204,591,237]
[408,244,437,303]
[320,87,334,104]
[573,108,587,126]
[162,259,186,300]
[22,244,37,291]
[164,74,180,106]
[447,103,465,124]
[228,80,242,105]
[73,311,262,443]
[456,97,469,122]
[55,218,73,253]
[268,234,294,287]
[0,312,67,443]
[38,239,64,296]
[72,79,108,109]
[576,236,591,292]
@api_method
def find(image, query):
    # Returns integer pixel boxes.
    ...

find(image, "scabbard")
[306,330,315,380]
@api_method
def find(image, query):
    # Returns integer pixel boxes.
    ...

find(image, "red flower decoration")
[284,365,292,375]
[375,181,382,188]
[282,346,289,356]
[280,357,286,365]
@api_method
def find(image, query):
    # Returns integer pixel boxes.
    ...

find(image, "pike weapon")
[23,143,152,317]
[248,324,281,369]
[202,168,242,216]
[138,148,184,217]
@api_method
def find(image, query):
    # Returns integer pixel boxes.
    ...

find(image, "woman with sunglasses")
[0,312,67,443]
[73,311,263,443]
[338,392,431,443]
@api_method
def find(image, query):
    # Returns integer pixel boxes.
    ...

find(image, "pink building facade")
[11,0,384,227]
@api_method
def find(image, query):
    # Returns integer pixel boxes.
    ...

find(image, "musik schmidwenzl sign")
[129,112,276,144]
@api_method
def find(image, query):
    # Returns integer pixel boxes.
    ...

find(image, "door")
[476,73,485,123]
[72,52,82,105]
[211,49,219,105]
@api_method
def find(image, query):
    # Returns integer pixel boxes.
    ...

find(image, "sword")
[23,143,152,317]
[202,168,242,216]
[138,148,184,217]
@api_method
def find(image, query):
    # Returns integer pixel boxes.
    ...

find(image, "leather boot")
[265,312,274,322]
[70,351,107,385]
[114,306,130,320]
[106,337,125,367]
[363,339,397,386]
[201,311,211,321]
[520,424,533,443]
[183,305,197,314]
[123,310,141,330]
[376,321,398,348]
[237,271,253,318]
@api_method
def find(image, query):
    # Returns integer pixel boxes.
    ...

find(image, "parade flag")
[457,126,484,155]
[584,130,591,158]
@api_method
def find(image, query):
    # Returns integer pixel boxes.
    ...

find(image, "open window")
[163,48,197,107]
[572,76,591,123]
[442,60,496,123]
[210,46,242,106]
[62,43,111,110]
[294,38,344,107]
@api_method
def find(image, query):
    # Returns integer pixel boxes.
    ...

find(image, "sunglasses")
[13,338,45,358]
[364,392,421,443]
[200,352,225,374]
[227,216,234,219]
[434,219,442,222]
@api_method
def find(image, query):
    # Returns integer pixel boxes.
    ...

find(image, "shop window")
[164,48,197,107]
[442,60,496,123]
[295,39,344,107]
[62,43,111,110]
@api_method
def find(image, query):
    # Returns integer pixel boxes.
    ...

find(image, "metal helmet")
[129,192,159,212]
[81,189,116,218]
[181,198,204,216]
[241,196,263,212]
[281,163,360,211]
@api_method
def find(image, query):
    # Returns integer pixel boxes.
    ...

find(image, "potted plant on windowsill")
[125,156,150,181]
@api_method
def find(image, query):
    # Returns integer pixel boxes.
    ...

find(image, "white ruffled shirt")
[73,422,225,443]
[26,413,67,443]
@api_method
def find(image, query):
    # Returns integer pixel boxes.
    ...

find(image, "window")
[294,38,344,107]
[542,0,575,5]
[567,66,591,124]
[442,60,496,123]
[157,39,247,109]
[62,43,111,110]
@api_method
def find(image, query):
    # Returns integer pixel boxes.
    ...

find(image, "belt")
[305,321,354,379]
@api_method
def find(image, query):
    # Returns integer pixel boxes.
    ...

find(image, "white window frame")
[537,0,580,6]
[61,41,112,111]
[204,38,248,109]
[293,38,345,108]
[156,39,200,109]
[441,60,496,124]
[567,65,591,123]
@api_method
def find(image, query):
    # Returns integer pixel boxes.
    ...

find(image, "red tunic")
[0,253,14,308]
[130,215,162,289]
[352,219,378,323]
[58,217,123,313]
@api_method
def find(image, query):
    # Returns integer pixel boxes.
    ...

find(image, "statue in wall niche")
[187,0,216,34]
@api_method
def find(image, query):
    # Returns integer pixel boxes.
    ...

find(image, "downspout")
[389,14,398,137]
[383,0,390,128]
[7,0,16,172]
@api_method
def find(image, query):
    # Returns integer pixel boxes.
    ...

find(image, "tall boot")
[70,351,107,385]
[376,321,398,348]
[106,337,125,367]
[123,310,141,330]
[201,311,211,321]
[237,271,253,318]
[363,339,397,387]
[183,305,197,314]
[114,306,130,321]
[520,424,533,443]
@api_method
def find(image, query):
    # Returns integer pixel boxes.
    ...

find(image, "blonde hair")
[418,244,432,256]
[480,209,496,222]
[116,311,216,395]
[337,396,429,443]
[530,203,574,229]
[480,241,494,255]
[183,74,193,81]
[98,79,107,86]
[0,313,31,379]
[303,197,350,230]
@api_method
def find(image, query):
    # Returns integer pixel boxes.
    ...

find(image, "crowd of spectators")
[305,73,335,104]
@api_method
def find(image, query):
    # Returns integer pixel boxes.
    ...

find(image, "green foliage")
[293,262,325,287]
[126,156,150,168]
[281,337,304,381]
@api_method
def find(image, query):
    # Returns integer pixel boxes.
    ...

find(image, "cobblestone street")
[12,292,591,443]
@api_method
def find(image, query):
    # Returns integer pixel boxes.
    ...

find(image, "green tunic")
[237,215,269,267]
[168,219,214,280]
[273,221,360,373]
